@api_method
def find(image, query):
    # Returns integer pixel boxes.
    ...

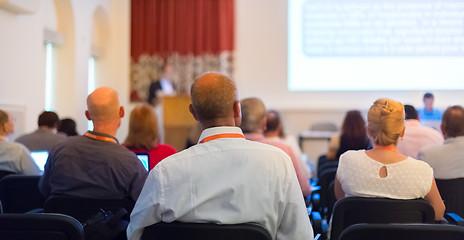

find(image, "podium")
[162,96,197,151]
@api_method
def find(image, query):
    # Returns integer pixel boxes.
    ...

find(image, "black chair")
[330,197,435,240]
[141,221,272,240]
[317,155,338,178]
[0,175,45,213]
[0,170,15,180]
[43,195,135,222]
[339,223,464,240]
[0,213,84,240]
[436,178,464,218]
[312,168,337,217]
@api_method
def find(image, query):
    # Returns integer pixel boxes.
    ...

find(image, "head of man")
[423,92,434,112]
[240,97,266,134]
[404,105,419,120]
[264,110,283,137]
[85,87,124,135]
[38,111,60,129]
[0,110,14,136]
[189,72,240,129]
[441,105,464,139]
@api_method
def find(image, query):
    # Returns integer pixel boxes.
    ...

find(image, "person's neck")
[39,126,55,131]
[0,135,8,142]
[373,144,398,152]
[201,118,237,131]
[264,130,280,138]
[91,125,117,138]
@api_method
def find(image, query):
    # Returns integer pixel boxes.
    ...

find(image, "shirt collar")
[444,136,464,145]
[197,127,245,144]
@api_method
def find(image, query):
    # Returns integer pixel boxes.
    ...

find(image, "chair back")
[0,175,45,213]
[0,170,15,180]
[0,213,84,240]
[339,223,464,240]
[317,168,337,209]
[436,178,464,217]
[331,197,435,240]
[141,221,272,240]
[43,195,135,222]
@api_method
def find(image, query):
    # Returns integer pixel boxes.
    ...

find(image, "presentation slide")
[288,0,464,91]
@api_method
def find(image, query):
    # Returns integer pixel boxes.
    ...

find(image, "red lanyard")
[84,132,118,143]
[199,133,245,144]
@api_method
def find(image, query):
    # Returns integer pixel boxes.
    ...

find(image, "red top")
[125,144,177,170]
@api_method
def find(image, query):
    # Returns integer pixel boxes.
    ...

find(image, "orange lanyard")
[199,133,245,144]
[374,145,398,152]
[84,132,118,144]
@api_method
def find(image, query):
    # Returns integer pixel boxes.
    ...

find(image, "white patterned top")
[337,150,433,199]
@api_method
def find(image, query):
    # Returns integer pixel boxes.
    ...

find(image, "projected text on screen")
[288,0,464,91]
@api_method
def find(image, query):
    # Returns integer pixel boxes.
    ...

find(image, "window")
[45,43,54,111]
[87,56,96,131]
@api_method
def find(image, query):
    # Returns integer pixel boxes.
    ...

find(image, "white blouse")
[337,150,433,199]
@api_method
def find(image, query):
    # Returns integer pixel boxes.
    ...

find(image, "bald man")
[127,73,313,240]
[39,87,148,201]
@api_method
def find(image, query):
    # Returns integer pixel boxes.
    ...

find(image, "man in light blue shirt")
[418,92,443,122]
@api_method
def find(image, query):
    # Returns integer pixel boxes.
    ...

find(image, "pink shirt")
[397,119,444,159]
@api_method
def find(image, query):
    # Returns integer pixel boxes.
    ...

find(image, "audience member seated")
[397,105,443,159]
[327,110,371,160]
[57,118,78,136]
[0,110,40,175]
[418,105,464,180]
[127,73,313,240]
[334,98,445,221]
[123,103,177,170]
[240,97,311,197]
[264,109,312,178]
[38,87,148,201]
[418,92,443,129]
[16,111,66,151]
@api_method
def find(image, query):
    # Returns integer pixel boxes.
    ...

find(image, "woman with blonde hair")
[334,98,445,220]
[124,104,176,170]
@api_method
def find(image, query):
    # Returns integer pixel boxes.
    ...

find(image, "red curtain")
[131,0,234,60]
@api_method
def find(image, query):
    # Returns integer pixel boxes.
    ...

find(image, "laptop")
[136,153,150,172]
[30,151,49,173]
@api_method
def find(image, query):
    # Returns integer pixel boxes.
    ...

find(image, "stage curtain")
[130,0,234,102]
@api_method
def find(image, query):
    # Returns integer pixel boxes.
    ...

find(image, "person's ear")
[189,104,199,121]
[85,110,91,121]
[400,126,405,137]
[119,106,125,118]
[233,100,242,127]
[440,124,446,138]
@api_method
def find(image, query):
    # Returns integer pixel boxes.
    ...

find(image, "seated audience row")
[3,76,463,240]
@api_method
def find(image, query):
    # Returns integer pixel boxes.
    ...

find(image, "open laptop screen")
[136,153,149,172]
[30,151,49,172]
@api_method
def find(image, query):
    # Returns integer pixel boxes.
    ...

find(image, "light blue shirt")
[418,108,443,122]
